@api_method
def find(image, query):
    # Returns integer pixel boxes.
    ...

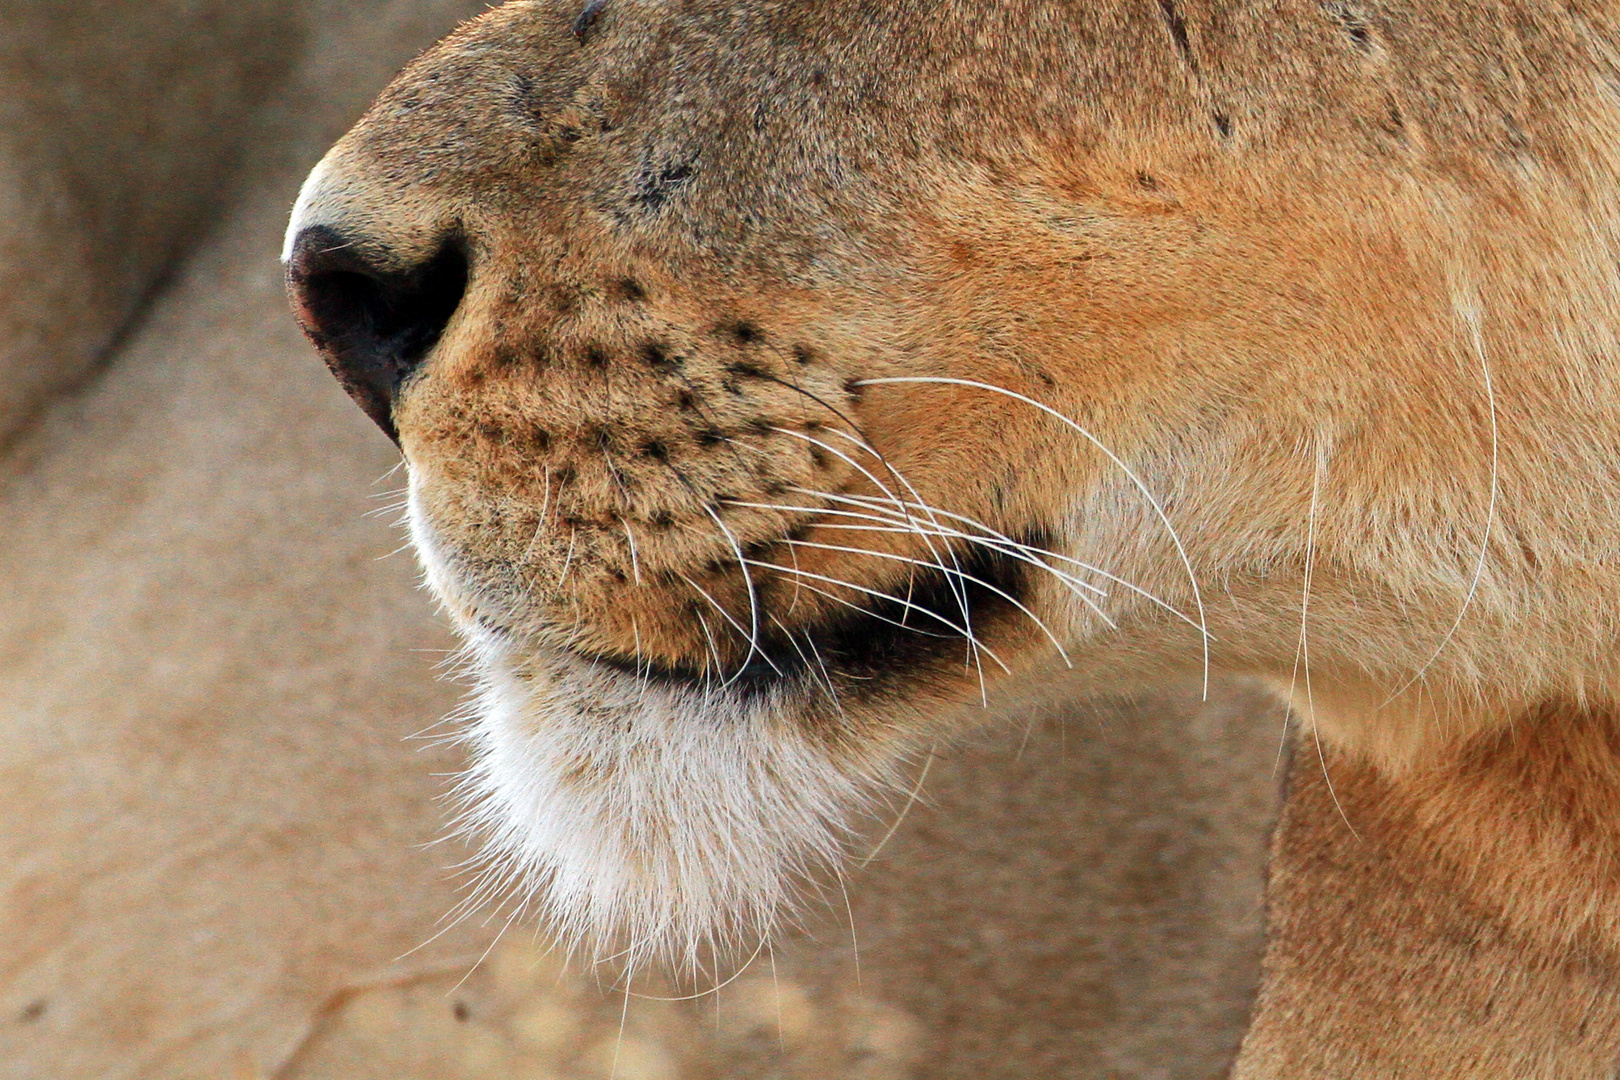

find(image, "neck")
[1236,700,1620,1076]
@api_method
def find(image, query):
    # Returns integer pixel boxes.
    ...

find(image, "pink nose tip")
[284,224,468,444]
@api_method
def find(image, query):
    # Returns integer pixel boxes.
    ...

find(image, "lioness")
[286,1,1620,1072]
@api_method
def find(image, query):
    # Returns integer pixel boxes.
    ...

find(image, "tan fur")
[1239,714,1620,1077]
[278,0,1620,1069]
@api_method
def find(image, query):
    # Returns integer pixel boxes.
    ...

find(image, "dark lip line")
[568,527,1051,706]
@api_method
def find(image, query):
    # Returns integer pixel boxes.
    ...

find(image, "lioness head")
[285,0,1620,969]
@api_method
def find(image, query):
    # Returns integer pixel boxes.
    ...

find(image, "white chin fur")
[406,477,898,971]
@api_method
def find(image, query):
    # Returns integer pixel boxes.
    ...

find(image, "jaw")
[408,469,917,969]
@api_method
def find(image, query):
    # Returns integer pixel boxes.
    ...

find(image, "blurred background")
[0,3,1281,1076]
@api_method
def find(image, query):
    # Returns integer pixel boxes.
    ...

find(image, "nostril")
[286,224,469,443]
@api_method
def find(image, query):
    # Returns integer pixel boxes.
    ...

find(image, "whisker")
[1289,442,1357,836]
[741,559,1012,673]
[519,467,556,567]
[768,612,843,712]
[678,572,780,678]
[620,517,643,586]
[803,469,1202,633]
[623,934,770,1002]
[813,424,987,650]
[855,376,1212,696]
[779,538,1073,666]
[372,458,407,486]
[724,497,1122,630]
[691,608,722,695]
[557,526,579,589]
[857,747,935,870]
[761,402,992,695]
[700,502,780,685]
[1381,303,1499,706]
[774,578,955,641]
[835,869,861,988]
[818,503,1120,633]
[770,428,982,671]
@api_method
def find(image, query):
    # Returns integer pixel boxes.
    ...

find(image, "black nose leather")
[285,224,468,443]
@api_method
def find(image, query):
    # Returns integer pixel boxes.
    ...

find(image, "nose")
[285,224,468,443]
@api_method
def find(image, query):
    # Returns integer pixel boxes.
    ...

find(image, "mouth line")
[571,528,1051,705]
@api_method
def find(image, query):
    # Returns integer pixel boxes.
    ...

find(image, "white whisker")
[727,496,1128,631]
[779,538,1073,666]
[782,495,1121,632]
[770,428,982,672]
[741,559,1012,673]
[701,503,778,686]
[1382,303,1500,706]
[557,526,578,589]
[855,376,1212,696]
[857,748,935,870]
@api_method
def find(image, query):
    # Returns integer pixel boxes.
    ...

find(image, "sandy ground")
[0,3,1283,1076]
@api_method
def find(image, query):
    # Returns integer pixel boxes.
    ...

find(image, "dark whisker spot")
[727,361,769,379]
[792,345,815,366]
[842,377,864,401]
[727,321,763,344]
[640,439,668,460]
[584,345,609,368]
[697,429,725,447]
[677,390,698,411]
[642,342,681,372]
[741,539,776,561]
[573,0,609,42]
[651,510,676,528]
[615,278,646,302]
